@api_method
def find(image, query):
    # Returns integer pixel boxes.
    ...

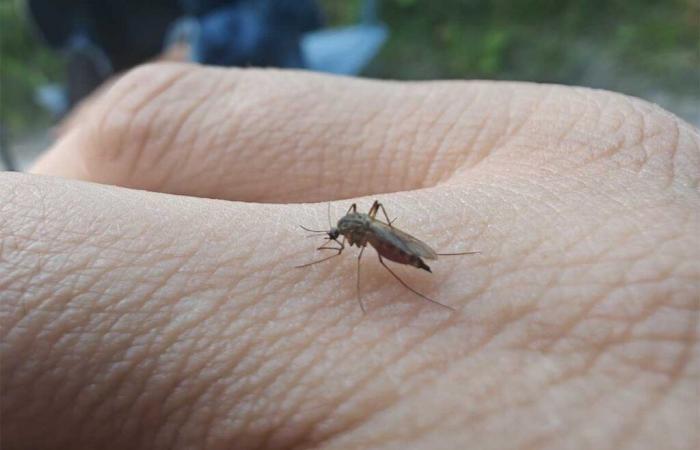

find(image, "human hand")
[3,64,698,449]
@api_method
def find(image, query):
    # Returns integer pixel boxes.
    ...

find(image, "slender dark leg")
[294,251,343,268]
[368,201,395,227]
[295,237,345,268]
[346,203,357,215]
[316,242,343,251]
[356,246,366,313]
[377,203,394,226]
[377,254,455,311]
[368,200,380,218]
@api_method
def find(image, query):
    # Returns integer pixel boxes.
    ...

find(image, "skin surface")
[2,63,699,450]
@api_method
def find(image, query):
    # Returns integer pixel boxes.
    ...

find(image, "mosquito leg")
[296,237,344,267]
[377,254,455,311]
[368,201,395,227]
[377,203,394,227]
[368,200,379,218]
[295,250,343,268]
[356,246,366,313]
[316,235,346,251]
[317,244,342,251]
[346,203,358,215]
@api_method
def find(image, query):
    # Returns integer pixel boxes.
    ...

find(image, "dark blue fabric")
[28,0,182,70]
[194,0,322,67]
[28,0,323,69]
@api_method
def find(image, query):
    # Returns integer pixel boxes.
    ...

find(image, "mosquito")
[297,200,479,312]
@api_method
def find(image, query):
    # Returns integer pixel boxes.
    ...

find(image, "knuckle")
[79,63,195,179]
[503,85,699,189]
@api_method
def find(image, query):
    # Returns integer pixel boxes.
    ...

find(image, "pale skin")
[2,63,698,450]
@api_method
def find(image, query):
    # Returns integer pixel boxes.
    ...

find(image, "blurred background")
[1,0,698,170]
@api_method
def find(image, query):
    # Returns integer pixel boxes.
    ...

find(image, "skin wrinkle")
[147,91,208,190]
[503,375,622,448]
[308,319,416,448]
[320,324,481,448]
[184,310,267,446]
[360,97,396,196]
[396,92,427,190]
[205,294,319,438]
[300,313,454,445]
[174,258,322,447]
[252,307,360,450]
[4,226,109,364]
[567,291,675,380]
[90,65,191,167]
[518,388,619,450]
[518,303,693,445]
[126,70,221,189]
[224,331,329,448]
[611,316,697,449]
[192,106,231,196]
[101,257,194,415]
[253,294,378,434]
[247,329,335,447]
[160,318,240,449]
[439,115,491,180]
[491,84,549,155]
[349,355,587,450]
[444,91,493,173]
[131,318,213,442]
[65,252,187,444]
[152,258,281,441]
[3,179,246,446]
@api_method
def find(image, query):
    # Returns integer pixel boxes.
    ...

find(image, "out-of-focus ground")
[9,129,51,171]
[2,0,699,171]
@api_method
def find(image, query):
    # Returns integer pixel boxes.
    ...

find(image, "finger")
[28,63,524,202]
[32,63,700,203]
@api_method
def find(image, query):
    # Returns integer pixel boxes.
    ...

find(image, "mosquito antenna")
[436,251,481,256]
[327,202,333,229]
[356,246,366,313]
[377,255,455,311]
[299,225,327,233]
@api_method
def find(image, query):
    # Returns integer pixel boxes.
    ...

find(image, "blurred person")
[27,0,182,108]
[26,0,323,114]
[177,0,323,68]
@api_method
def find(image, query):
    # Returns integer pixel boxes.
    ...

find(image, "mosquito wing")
[369,220,438,260]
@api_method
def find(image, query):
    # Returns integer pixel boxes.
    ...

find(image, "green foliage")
[0,0,62,135]
[362,0,699,92]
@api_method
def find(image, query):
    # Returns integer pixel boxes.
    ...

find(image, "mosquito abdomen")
[369,237,432,272]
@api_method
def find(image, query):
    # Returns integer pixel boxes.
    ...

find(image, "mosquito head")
[328,227,340,240]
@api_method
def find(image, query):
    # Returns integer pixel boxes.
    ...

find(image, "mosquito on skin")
[297,200,479,312]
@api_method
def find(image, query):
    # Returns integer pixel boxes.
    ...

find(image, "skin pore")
[2,64,698,450]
